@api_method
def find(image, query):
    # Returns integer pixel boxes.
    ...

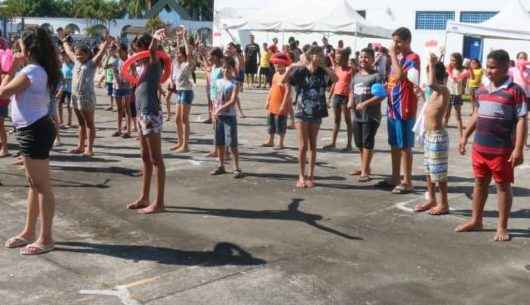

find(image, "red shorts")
[472,149,514,184]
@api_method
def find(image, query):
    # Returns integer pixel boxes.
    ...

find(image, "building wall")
[6,17,212,39]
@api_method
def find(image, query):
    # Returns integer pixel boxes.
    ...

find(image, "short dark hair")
[209,47,223,59]
[360,48,375,58]
[223,56,236,70]
[487,49,510,67]
[392,27,412,42]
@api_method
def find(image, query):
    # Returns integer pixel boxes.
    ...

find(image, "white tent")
[222,0,392,38]
[446,0,530,41]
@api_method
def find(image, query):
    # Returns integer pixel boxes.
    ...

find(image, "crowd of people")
[0,23,528,256]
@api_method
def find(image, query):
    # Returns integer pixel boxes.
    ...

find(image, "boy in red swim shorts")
[457,50,528,241]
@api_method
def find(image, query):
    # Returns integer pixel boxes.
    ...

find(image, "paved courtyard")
[1,84,530,305]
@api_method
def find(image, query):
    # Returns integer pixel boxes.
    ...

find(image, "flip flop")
[414,203,435,213]
[392,185,414,194]
[5,236,33,249]
[429,207,450,216]
[20,243,55,256]
[358,176,371,183]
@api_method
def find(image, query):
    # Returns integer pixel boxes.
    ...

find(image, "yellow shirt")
[468,68,483,88]
[260,51,272,68]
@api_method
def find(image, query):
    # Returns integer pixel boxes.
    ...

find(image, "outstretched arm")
[62,40,77,63]
[93,37,111,66]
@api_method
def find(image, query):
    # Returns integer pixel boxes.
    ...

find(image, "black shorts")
[259,67,270,76]
[353,120,379,150]
[332,95,348,109]
[449,95,463,107]
[16,116,56,159]
[246,62,258,75]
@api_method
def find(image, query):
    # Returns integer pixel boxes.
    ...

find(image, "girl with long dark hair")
[2,27,61,255]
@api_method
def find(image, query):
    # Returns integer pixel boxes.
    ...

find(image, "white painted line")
[80,286,142,305]
[393,199,417,213]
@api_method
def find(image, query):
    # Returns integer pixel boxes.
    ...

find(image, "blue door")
[463,36,483,61]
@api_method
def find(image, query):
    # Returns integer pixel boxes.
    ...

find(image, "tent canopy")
[221,0,393,38]
[446,0,530,40]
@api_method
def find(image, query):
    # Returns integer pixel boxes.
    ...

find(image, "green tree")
[179,0,213,21]
[122,0,156,18]
[145,16,167,33]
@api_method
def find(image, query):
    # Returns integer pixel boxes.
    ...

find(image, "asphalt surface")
[1,83,530,305]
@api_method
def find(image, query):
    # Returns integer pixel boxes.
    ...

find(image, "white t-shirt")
[11,64,50,128]
[171,61,193,91]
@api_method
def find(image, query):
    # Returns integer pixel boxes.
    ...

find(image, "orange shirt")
[268,72,287,114]
[333,66,353,96]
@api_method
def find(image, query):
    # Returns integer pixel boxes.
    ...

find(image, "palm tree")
[122,0,156,18]
[179,0,212,21]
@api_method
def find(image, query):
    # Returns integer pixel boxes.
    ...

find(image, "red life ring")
[121,50,172,86]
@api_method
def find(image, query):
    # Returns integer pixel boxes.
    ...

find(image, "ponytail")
[22,27,61,92]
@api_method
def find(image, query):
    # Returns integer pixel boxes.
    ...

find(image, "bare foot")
[138,204,164,214]
[296,178,306,188]
[206,151,217,158]
[127,198,149,210]
[455,220,483,232]
[170,144,182,151]
[350,169,362,176]
[305,179,315,188]
[69,147,84,154]
[494,228,511,242]
[429,205,449,216]
[83,150,94,157]
[0,150,10,158]
[415,201,436,213]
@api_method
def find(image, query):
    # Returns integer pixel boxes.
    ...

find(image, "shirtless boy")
[415,54,450,215]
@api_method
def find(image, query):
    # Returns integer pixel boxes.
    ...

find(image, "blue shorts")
[174,90,194,105]
[113,88,132,98]
[106,83,113,96]
[215,115,238,148]
[0,105,7,118]
[387,118,415,149]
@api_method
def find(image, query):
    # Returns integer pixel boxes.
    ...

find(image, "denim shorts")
[268,113,287,136]
[174,90,194,105]
[106,82,114,96]
[215,115,238,148]
[113,88,132,98]
[332,95,348,109]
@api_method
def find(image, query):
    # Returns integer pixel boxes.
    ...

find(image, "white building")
[214,0,530,63]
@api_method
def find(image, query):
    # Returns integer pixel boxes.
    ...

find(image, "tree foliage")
[0,0,214,21]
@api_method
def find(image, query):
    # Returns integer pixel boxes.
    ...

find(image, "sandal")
[20,243,55,256]
[112,131,122,137]
[122,133,131,139]
[233,169,244,179]
[210,166,226,176]
[358,176,371,183]
[5,236,33,249]
[391,185,414,194]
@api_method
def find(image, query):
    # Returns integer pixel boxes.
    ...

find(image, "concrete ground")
[1,83,530,305]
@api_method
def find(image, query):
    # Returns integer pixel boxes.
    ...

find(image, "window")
[415,11,455,30]
[460,11,498,23]
[356,10,366,18]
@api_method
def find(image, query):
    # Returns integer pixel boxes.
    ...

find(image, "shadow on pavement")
[54,242,266,266]
[165,198,362,241]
